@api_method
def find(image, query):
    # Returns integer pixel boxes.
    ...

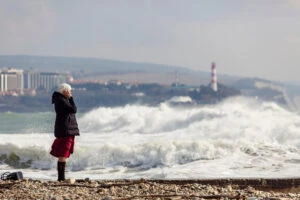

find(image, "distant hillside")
[0,55,195,74]
[0,54,240,85]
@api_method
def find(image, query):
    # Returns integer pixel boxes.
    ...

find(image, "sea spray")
[0,97,299,179]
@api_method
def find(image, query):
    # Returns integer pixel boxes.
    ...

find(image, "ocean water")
[0,97,299,180]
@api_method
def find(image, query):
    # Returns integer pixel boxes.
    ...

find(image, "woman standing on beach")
[50,83,80,181]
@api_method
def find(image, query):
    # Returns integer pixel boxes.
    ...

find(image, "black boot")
[57,161,66,181]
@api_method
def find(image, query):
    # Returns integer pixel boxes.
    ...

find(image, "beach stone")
[246,186,256,193]
[214,190,219,195]
[226,184,233,192]
[50,196,63,200]
[109,186,116,196]
[127,185,136,191]
[103,196,113,200]
[288,193,297,197]
[248,198,262,200]
[67,178,76,184]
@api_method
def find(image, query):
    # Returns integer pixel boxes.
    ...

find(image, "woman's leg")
[58,157,67,162]
[57,157,67,181]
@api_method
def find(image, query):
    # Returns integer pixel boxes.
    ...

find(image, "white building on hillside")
[0,68,24,93]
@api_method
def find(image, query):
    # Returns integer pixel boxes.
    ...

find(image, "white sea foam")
[0,97,299,180]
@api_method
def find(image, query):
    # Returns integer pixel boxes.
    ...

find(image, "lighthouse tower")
[211,62,218,92]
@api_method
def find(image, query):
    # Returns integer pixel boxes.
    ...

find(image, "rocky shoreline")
[0,178,299,200]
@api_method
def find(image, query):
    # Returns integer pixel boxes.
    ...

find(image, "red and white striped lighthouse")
[211,62,218,92]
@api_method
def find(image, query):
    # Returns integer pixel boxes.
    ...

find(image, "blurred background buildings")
[0,68,71,95]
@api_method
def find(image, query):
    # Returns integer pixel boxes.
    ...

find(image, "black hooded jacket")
[52,91,80,137]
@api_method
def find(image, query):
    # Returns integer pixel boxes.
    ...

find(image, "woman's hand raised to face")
[63,90,72,99]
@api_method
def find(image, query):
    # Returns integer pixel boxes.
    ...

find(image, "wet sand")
[0,178,299,199]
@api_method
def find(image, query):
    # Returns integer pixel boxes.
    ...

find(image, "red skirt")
[50,136,75,158]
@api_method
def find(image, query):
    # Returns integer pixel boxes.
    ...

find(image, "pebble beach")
[0,178,299,200]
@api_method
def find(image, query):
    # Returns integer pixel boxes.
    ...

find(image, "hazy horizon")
[1,0,300,83]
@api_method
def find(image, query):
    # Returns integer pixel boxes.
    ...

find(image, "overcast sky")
[0,0,300,82]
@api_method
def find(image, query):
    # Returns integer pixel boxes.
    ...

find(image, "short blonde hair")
[57,83,72,94]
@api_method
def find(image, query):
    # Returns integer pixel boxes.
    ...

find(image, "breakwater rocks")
[0,178,299,199]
